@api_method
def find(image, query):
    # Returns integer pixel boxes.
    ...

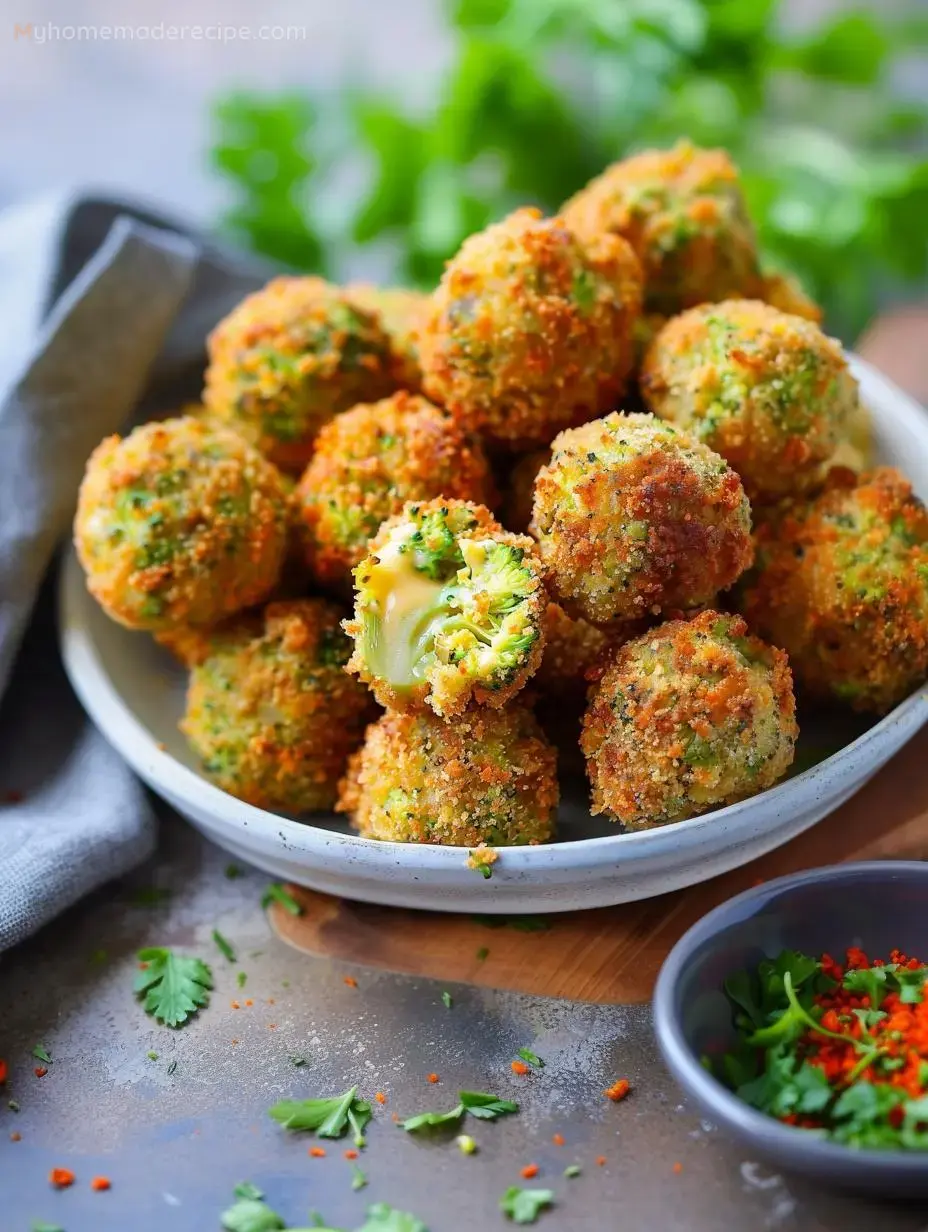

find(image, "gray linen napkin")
[0,194,273,950]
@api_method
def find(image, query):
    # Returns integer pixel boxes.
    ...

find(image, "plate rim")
[58,352,928,876]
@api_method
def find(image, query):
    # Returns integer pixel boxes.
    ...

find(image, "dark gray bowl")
[653,861,928,1195]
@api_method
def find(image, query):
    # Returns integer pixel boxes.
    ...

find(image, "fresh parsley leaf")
[221,1195,286,1232]
[237,971,248,989]
[225,863,244,880]
[351,1163,368,1191]
[475,947,489,962]
[441,990,453,1009]
[134,947,213,1028]
[723,969,764,1030]
[31,1223,64,1232]
[564,1164,581,1178]
[357,1203,428,1232]
[213,929,236,963]
[261,883,302,916]
[402,1103,464,1132]
[500,1187,554,1224]
[517,1048,544,1069]
[234,1182,265,1200]
[32,1044,51,1064]
[892,966,928,1004]
[843,967,888,1009]
[268,1086,371,1142]
[460,1090,519,1119]
[147,1050,159,1061]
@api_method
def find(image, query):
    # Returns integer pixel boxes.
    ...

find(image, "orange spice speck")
[552,1133,565,1147]
[604,1078,631,1102]
[673,1162,683,1174]
[391,1112,401,1123]
[511,1060,530,1076]
[91,1176,112,1191]
[268,1024,277,1030]
[10,1131,21,1142]
[231,1039,239,1046]
[343,976,358,988]
[595,1155,606,1167]
[426,1072,439,1084]
[244,999,254,1007]
[521,1163,539,1179]
[230,1001,241,1010]
[267,997,276,1005]
[344,1149,359,1160]
[50,1168,75,1189]
[309,1146,326,1158]
[34,1066,47,1078]
[375,1091,386,1104]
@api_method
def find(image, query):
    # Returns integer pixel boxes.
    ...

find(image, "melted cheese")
[361,538,448,688]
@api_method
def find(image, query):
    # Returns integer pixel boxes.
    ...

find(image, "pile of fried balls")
[74,141,928,848]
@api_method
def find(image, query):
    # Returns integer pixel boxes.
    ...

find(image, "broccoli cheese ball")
[182,599,375,812]
[345,499,547,717]
[295,392,494,590]
[345,284,428,390]
[563,142,759,315]
[337,705,558,846]
[738,468,928,713]
[641,300,857,502]
[75,416,289,631]
[203,276,397,472]
[531,413,752,625]
[582,611,796,829]
[419,207,642,450]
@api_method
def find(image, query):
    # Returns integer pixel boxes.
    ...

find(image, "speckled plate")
[59,355,928,912]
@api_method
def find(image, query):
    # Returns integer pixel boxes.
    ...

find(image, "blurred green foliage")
[209,0,928,339]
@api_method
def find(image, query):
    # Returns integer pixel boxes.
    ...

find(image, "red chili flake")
[426,1072,440,1084]
[91,1176,112,1191]
[673,1162,683,1175]
[552,1133,565,1147]
[604,1078,631,1102]
[309,1146,326,1158]
[521,1163,539,1179]
[244,999,254,1007]
[34,1066,48,1078]
[374,1091,387,1105]
[10,1131,21,1142]
[0,1059,7,1084]
[510,1060,530,1076]
[344,1149,359,1160]
[595,1155,606,1167]
[343,976,358,988]
[50,1168,75,1188]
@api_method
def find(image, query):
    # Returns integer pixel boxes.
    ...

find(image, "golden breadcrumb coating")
[641,299,858,502]
[295,391,493,590]
[420,207,642,450]
[345,284,428,391]
[531,412,752,624]
[182,599,375,811]
[203,275,398,472]
[737,467,928,713]
[337,705,558,846]
[581,610,796,829]
[74,416,289,631]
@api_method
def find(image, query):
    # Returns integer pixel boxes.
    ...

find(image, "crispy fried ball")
[562,142,759,315]
[345,499,547,717]
[337,705,558,845]
[582,610,796,829]
[345,284,428,391]
[640,300,857,503]
[295,392,494,590]
[75,416,289,631]
[531,413,752,625]
[203,276,398,472]
[737,468,928,713]
[182,599,375,812]
[419,207,642,450]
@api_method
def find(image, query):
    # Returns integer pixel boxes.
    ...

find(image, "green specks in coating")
[571,267,598,314]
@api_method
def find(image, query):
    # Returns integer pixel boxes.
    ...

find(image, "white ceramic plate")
[59,355,928,912]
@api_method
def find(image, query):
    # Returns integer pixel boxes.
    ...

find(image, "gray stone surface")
[0,812,925,1231]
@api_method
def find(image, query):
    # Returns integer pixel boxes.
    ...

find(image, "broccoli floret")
[349,501,546,716]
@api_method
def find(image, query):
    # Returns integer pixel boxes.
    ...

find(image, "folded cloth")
[0,193,274,950]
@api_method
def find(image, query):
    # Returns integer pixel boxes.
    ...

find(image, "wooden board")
[270,323,928,1004]
[270,721,928,1004]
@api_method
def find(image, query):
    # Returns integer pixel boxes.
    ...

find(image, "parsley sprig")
[269,1086,372,1147]
[134,947,213,1028]
[402,1089,518,1132]
[500,1187,554,1224]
